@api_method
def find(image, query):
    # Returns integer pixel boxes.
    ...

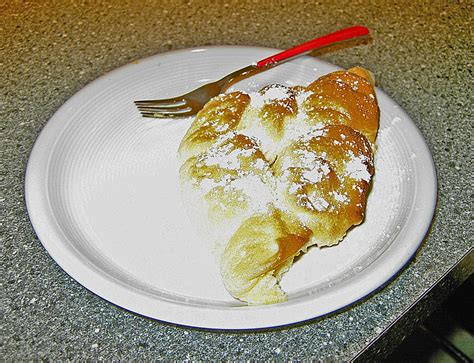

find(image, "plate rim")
[24,45,438,330]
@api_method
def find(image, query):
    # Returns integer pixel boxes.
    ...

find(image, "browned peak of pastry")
[178,91,250,159]
[348,66,375,87]
[274,124,374,246]
[222,209,312,281]
[257,84,298,138]
[306,70,379,143]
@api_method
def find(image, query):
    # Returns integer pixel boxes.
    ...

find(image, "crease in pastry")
[178,66,379,304]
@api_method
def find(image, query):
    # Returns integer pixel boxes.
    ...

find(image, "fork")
[134,25,370,118]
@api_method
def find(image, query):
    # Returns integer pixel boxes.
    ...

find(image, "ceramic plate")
[25,46,437,329]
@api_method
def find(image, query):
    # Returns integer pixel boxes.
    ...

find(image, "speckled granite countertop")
[2,0,472,360]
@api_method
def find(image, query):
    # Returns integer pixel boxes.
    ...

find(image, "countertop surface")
[2,0,472,360]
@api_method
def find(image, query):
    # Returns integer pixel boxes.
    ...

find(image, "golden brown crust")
[306,73,379,143]
[178,68,380,304]
[178,91,250,161]
[221,209,312,304]
[179,132,273,222]
[257,84,298,138]
[274,124,374,246]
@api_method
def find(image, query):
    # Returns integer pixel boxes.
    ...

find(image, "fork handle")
[256,25,370,68]
[221,25,370,93]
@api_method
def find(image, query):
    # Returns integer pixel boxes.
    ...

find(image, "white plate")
[25,46,437,330]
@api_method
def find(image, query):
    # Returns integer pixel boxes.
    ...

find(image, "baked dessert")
[178,67,379,304]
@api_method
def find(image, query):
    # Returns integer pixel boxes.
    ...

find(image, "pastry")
[178,67,379,304]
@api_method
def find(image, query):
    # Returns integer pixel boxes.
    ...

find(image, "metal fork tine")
[139,104,193,117]
[136,105,191,113]
[140,109,194,118]
[134,98,187,107]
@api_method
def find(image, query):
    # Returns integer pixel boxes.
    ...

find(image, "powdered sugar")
[230,175,273,212]
[345,152,371,181]
[302,163,331,183]
[204,148,242,169]
[200,133,258,170]
[307,194,329,211]
[295,90,313,106]
[332,191,349,203]
[253,158,267,170]
[249,85,292,108]
[198,172,273,215]
[238,122,274,153]
[199,177,221,194]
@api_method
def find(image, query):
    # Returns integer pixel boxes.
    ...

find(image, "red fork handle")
[256,25,370,68]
